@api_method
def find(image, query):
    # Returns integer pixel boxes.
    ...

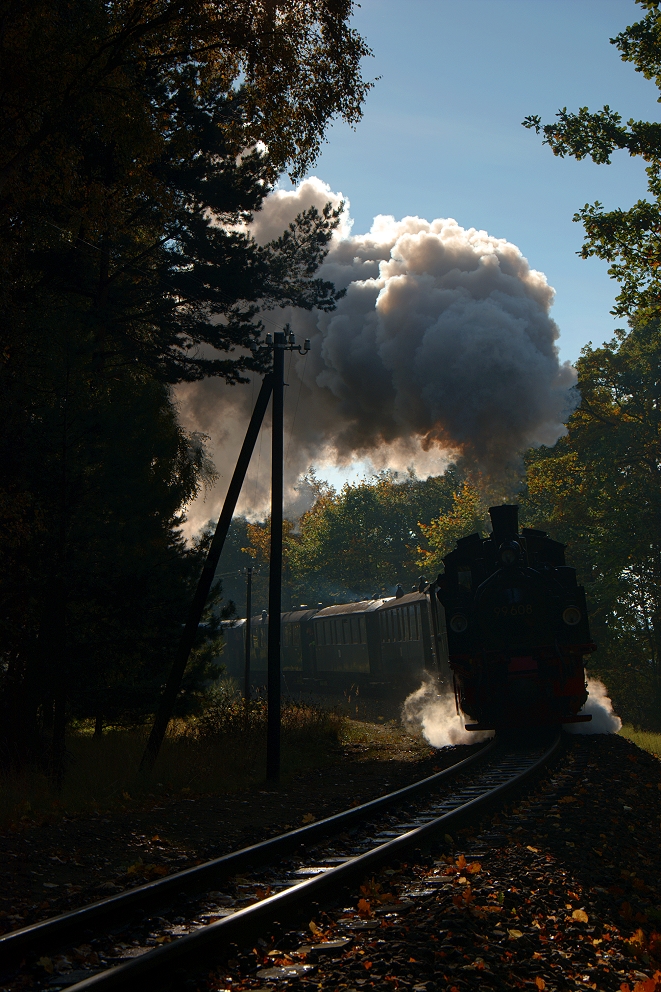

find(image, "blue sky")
[298,0,660,364]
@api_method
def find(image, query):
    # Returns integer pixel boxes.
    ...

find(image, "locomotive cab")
[437,504,595,731]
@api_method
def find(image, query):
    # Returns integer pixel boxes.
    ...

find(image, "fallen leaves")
[125,860,169,879]
[357,898,372,918]
[621,971,661,992]
[452,885,475,909]
[572,909,589,923]
[301,813,315,824]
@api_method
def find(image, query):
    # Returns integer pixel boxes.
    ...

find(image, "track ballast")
[0,732,562,992]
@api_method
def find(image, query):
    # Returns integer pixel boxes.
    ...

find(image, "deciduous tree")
[520,323,661,727]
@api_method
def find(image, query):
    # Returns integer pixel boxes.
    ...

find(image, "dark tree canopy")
[0,0,372,776]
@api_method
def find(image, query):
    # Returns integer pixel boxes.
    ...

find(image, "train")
[219,503,595,730]
[437,504,596,731]
[219,588,450,702]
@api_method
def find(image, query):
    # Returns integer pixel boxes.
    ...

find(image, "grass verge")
[620,723,661,759]
[0,690,344,830]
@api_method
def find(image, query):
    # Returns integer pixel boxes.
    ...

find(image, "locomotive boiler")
[436,504,595,731]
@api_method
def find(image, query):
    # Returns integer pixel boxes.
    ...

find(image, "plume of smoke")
[178,177,576,532]
[403,675,621,744]
[401,676,493,748]
[565,678,622,735]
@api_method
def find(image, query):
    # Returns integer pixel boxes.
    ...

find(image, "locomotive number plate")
[494,604,533,616]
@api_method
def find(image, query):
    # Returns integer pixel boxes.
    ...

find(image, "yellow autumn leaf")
[467,861,481,874]
[508,929,523,939]
[301,813,315,824]
[536,978,546,990]
[309,920,320,934]
[527,846,539,853]
[572,909,589,923]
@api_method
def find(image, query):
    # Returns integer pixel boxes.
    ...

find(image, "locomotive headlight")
[563,606,582,626]
[449,614,468,634]
[499,541,520,565]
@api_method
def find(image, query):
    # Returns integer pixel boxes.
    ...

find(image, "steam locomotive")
[219,504,594,730]
[436,504,595,731]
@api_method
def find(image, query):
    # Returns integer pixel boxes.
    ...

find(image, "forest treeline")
[2,0,661,780]
[0,0,371,776]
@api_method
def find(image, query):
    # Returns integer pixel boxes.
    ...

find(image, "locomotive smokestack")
[489,504,519,543]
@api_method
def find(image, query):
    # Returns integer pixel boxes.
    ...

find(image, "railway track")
[0,731,562,992]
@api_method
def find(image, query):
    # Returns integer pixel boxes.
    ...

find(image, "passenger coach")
[219,589,448,695]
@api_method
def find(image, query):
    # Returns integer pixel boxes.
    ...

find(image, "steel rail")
[51,732,562,992]
[0,738,497,967]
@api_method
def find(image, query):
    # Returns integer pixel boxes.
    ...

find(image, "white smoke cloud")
[401,676,493,747]
[403,676,621,743]
[179,177,576,532]
[565,677,622,734]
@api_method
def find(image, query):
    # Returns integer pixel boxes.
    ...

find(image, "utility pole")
[266,327,310,783]
[244,566,253,709]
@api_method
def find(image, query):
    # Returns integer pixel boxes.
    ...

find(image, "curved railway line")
[0,731,563,992]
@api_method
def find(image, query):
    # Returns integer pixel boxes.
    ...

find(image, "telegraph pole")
[266,328,310,783]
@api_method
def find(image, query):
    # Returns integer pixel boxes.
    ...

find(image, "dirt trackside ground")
[0,721,484,937]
